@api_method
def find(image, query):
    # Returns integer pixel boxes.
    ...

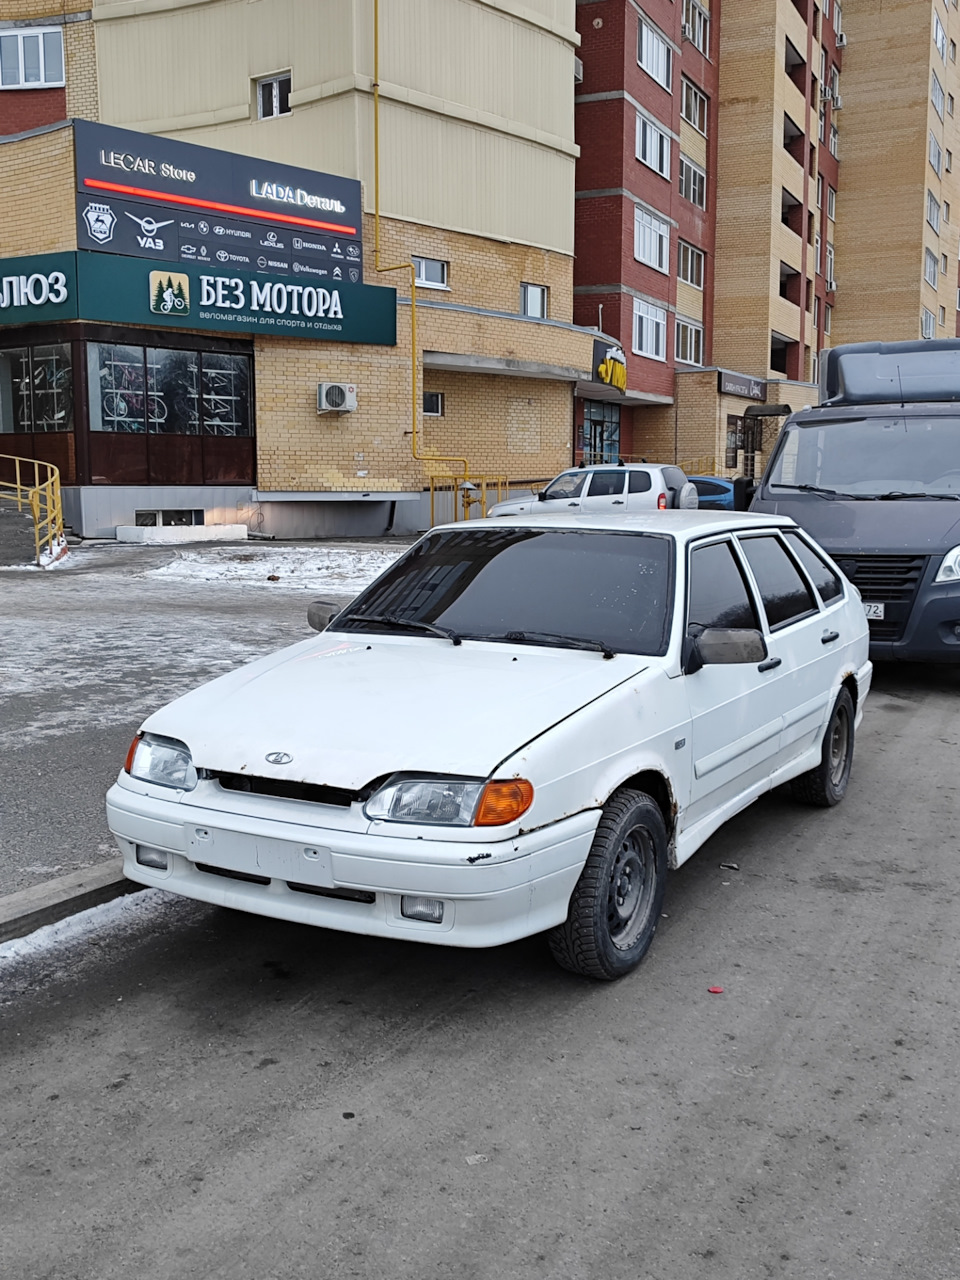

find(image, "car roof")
[436,510,798,541]
[554,462,674,472]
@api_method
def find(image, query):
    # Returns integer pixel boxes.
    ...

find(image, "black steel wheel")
[548,789,668,980]
[791,687,855,807]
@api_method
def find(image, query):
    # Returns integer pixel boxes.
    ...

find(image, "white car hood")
[143,633,649,789]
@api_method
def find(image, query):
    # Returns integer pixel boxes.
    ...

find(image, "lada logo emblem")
[265,751,293,765]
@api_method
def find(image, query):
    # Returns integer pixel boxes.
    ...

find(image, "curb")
[0,859,145,945]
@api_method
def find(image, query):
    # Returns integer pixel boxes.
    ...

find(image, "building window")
[675,319,703,365]
[412,256,448,289]
[925,247,940,286]
[940,305,947,325]
[0,345,72,433]
[818,102,826,142]
[928,189,942,230]
[951,39,957,61]
[579,400,621,464]
[679,155,706,208]
[824,304,833,335]
[933,72,946,118]
[827,186,837,220]
[423,392,444,417]
[257,73,292,119]
[935,13,948,60]
[825,241,835,283]
[816,174,823,207]
[947,149,953,171]
[829,124,840,158]
[922,307,936,338]
[636,114,671,177]
[930,132,943,175]
[520,283,548,317]
[942,252,949,274]
[950,94,956,116]
[833,0,843,35]
[680,78,708,134]
[682,0,710,54]
[0,28,64,88]
[638,18,673,91]
[87,344,251,436]
[945,200,951,221]
[814,295,820,328]
[632,299,667,361]
[677,240,704,288]
[634,208,670,273]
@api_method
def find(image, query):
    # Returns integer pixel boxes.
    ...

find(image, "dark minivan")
[751,339,960,662]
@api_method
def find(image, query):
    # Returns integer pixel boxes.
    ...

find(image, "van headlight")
[125,732,198,791]
[364,776,533,826]
[934,546,960,583]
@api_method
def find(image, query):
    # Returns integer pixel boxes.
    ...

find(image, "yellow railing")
[677,455,720,477]
[0,454,67,564]
[428,474,512,524]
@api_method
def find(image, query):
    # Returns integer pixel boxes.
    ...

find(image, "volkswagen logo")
[265,751,293,765]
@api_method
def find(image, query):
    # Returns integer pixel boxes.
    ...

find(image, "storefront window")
[88,342,250,436]
[0,344,72,433]
[579,400,621,463]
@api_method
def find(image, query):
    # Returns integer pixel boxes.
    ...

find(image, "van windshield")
[769,416,960,498]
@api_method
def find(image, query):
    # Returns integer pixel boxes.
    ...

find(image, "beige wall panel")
[65,18,99,121]
[0,128,76,258]
[0,0,87,16]
[773,222,803,273]
[676,280,704,323]
[770,295,802,342]
[679,122,707,168]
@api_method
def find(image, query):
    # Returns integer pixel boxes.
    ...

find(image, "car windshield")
[768,416,960,497]
[541,471,588,500]
[335,527,674,656]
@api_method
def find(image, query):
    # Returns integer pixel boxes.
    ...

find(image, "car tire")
[790,687,855,808]
[547,789,668,980]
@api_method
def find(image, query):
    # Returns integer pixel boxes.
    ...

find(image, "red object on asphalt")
[708,986,724,994]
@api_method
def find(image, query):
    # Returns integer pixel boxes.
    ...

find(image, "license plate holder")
[188,828,334,886]
[863,602,886,620]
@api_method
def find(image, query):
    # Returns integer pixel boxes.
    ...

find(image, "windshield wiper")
[875,491,960,501]
[769,483,858,500]
[478,630,616,659]
[336,612,462,645]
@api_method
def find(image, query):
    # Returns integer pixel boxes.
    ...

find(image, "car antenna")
[896,364,905,410]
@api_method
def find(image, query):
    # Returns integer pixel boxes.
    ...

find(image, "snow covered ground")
[148,541,404,592]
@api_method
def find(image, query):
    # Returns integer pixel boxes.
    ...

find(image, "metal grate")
[195,862,270,886]
[835,554,928,644]
[287,882,376,904]
[212,771,358,808]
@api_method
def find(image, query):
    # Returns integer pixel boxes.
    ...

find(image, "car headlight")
[934,545,960,584]
[364,776,533,826]
[124,732,198,791]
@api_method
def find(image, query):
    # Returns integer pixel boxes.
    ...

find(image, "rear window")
[662,467,687,492]
[628,471,652,493]
[784,532,844,603]
[739,534,818,629]
[587,470,626,497]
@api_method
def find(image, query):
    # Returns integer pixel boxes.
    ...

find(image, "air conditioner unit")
[317,382,358,413]
[681,21,694,39]
[820,85,833,103]
[833,93,843,109]
[826,278,837,292]
[573,56,583,83]
[836,31,847,47]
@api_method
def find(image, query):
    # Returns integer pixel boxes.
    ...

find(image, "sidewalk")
[0,859,142,945]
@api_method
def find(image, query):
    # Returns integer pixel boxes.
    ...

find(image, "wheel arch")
[608,768,678,863]
[841,672,858,713]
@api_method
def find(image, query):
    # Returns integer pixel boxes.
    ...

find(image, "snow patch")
[147,543,404,592]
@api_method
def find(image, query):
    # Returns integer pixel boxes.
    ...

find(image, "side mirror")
[684,627,767,673]
[537,490,546,502]
[307,599,341,632]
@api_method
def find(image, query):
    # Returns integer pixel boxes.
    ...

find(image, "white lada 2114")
[107,511,871,980]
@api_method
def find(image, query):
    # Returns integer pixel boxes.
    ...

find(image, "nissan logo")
[265,751,293,765]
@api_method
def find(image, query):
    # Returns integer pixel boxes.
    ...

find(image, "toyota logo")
[265,751,293,765]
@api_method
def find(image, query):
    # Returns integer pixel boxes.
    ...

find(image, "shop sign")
[592,338,627,393]
[74,121,364,278]
[718,369,766,401]
[0,253,78,324]
[76,252,396,345]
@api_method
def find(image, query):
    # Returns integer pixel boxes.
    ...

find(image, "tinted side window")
[739,535,818,628]
[663,467,686,492]
[587,470,626,497]
[694,479,724,497]
[688,540,761,630]
[784,532,843,602]
[628,471,652,493]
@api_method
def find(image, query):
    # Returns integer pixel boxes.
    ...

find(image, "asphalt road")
[3,544,960,1278]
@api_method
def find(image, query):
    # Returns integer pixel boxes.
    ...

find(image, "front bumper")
[106,782,599,948]
[869,583,960,663]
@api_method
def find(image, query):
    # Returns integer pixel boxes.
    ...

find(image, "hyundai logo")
[265,751,293,765]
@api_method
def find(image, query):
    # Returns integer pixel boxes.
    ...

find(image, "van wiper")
[875,491,960,501]
[769,483,856,499]
[479,629,616,659]
[337,612,462,645]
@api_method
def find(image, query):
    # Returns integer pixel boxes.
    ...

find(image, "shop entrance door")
[579,399,621,464]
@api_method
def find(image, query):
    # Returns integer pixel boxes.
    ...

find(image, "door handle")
[568,502,578,507]
[612,499,625,505]
[758,656,782,672]
[821,630,840,644]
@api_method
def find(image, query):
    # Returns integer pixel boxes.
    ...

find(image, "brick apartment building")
[574,0,960,475]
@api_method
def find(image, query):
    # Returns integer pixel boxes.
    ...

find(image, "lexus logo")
[265,751,293,765]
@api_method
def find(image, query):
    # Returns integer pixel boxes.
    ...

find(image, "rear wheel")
[791,687,855,807]
[548,789,668,980]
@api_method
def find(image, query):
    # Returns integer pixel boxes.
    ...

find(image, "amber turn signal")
[123,733,142,774]
[474,779,534,826]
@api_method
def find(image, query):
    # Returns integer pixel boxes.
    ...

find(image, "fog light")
[136,845,170,870]
[401,896,444,923]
